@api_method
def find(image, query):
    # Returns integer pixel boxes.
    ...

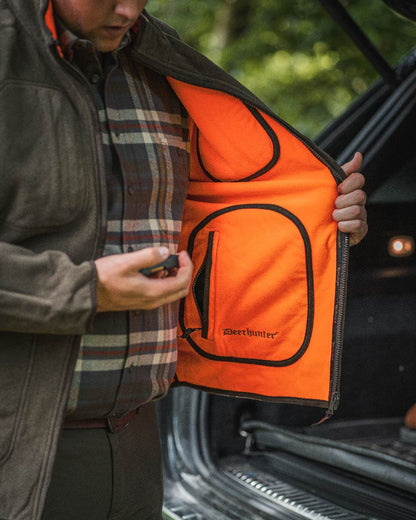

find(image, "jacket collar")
[5,0,54,47]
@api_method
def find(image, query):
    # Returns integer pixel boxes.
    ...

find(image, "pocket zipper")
[192,231,215,339]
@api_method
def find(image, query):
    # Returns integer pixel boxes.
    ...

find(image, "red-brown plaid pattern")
[57,22,190,419]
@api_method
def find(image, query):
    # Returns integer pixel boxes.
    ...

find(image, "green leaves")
[148,0,416,137]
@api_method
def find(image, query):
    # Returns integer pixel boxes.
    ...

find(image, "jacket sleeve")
[0,241,97,335]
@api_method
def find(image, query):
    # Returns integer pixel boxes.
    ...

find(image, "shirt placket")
[69,40,132,417]
[102,62,152,416]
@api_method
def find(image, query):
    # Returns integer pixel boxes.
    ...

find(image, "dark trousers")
[42,402,163,520]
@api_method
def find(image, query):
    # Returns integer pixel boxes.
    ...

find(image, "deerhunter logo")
[222,328,279,339]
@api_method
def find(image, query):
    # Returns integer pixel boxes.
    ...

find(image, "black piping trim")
[179,204,314,367]
[170,380,328,408]
[196,105,280,182]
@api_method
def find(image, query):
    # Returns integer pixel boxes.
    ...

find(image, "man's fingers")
[172,251,193,292]
[333,203,367,223]
[131,252,193,309]
[339,152,365,195]
[141,251,192,293]
[95,248,194,312]
[335,151,368,247]
[338,172,366,195]
[177,250,193,271]
[337,220,368,246]
[334,188,366,209]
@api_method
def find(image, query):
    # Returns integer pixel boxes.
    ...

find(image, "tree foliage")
[147,0,416,137]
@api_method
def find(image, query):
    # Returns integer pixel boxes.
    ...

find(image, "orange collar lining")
[44,1,63,57]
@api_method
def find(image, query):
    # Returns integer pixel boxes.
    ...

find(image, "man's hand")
[333,151,368,246]
[95,247,193,312]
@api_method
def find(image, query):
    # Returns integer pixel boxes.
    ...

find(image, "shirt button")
[127,186,134,196]
[90,73,101,84]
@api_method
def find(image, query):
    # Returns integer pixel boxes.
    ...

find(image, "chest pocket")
[0,82,89,235]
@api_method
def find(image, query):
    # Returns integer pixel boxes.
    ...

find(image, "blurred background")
[147,0,416,138]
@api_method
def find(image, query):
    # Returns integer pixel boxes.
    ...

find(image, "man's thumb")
[124,246,170,272]
[341,151,363,176]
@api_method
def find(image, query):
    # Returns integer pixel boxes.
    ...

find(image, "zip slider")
[312,392,340,426]
[181,327,202,338]
[328,391,340,414]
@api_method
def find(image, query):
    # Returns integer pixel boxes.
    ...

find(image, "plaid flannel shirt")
[57,21,190,419]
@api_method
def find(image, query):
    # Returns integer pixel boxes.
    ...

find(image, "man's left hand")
[333,151,368,246]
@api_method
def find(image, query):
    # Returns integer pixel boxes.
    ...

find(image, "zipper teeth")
[331,233,350,402]
[191,269,202,320]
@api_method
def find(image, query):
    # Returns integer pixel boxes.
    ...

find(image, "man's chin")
[94,39,123,53]
[92,31,126,52]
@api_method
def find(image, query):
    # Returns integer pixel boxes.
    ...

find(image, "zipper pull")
[181,327,202,338]
[312,392,340,426]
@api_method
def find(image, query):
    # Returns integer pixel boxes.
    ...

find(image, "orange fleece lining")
[168,77,339,405]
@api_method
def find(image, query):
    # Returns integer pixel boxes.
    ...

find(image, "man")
[0,1,367,519]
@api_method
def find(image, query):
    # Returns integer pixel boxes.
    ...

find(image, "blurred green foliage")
[146,0,416,137]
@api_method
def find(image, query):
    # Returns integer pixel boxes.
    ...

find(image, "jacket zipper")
[201,231,215,338]
[329,232,350,414]
[313,232,349,423]
[183,231,215,339]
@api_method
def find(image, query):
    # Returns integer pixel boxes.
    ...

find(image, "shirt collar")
[55,17,132,63]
